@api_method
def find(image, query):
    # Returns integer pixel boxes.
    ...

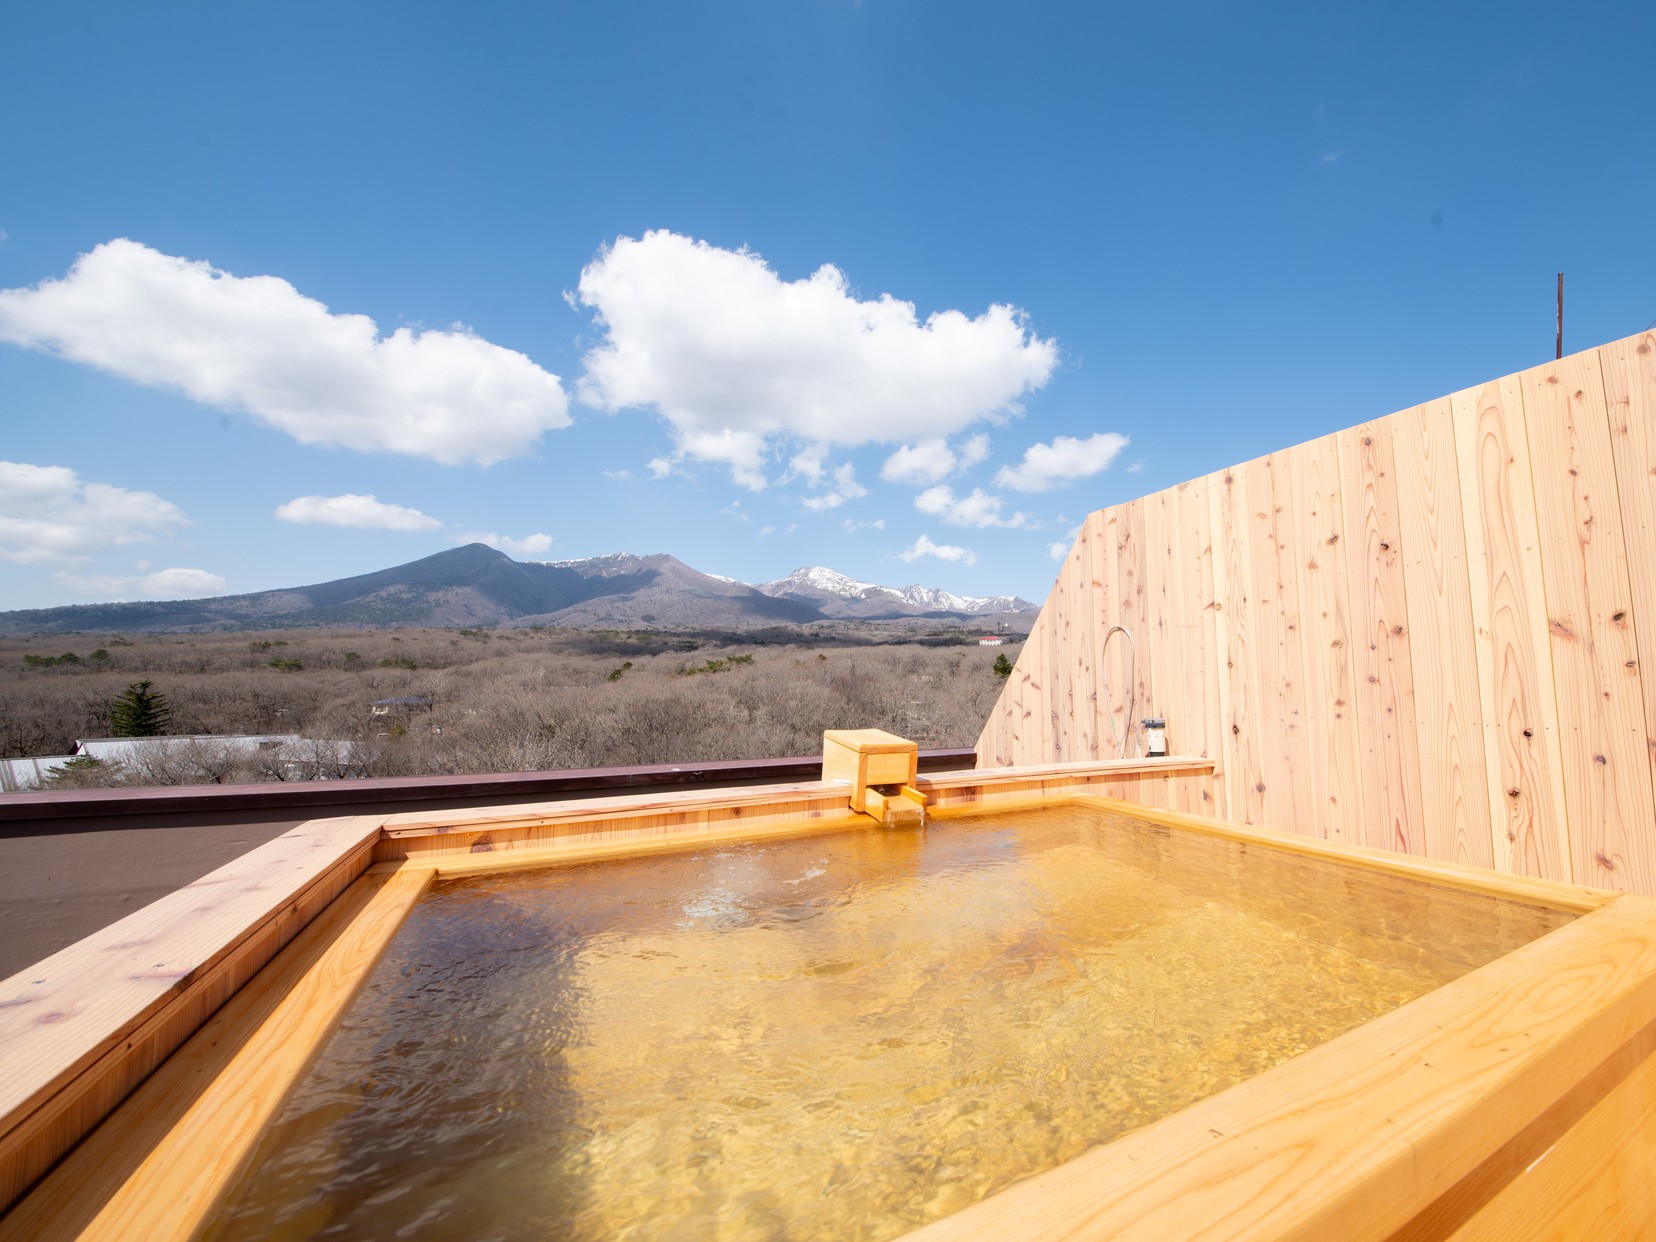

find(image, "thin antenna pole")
[1556,272,1564,359]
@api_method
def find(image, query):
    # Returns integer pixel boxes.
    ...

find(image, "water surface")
[209,805,1574,1241]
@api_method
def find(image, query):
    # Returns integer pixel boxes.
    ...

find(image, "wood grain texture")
[1521,350,1656,893]
[0,814,380,1213]
[1288,433,1363,843]
[1450,374,1572,880]
[1395,398,1494,868]
[0,865,432,1241]
[900,891,1656,1242]
[1244,449,1315,834]
[1212,466,1265,822]
[1170,477,1221,812]
[1599,331,1656,881]
[1337,419,1426,856]
[973,330,1656,895]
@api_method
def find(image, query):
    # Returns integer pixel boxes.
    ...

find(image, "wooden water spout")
[822,729,929,825]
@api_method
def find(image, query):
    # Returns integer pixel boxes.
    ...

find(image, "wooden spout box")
[821,729,919,814]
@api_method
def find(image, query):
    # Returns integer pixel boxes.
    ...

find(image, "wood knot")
[1507,788,1521,799]
[1380,541,1391,552]
[1363,436,1373,446]
[1391,625,1404,636]
[1255,782,1266,793]
[1596,852,1616,870]
[1231,724,1240,735]
[1612,611,1626,623]
[1547,374,1559,384]
[1594,754,1608,765]
[1523,728,1533,738]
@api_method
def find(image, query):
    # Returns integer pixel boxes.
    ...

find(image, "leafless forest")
[1,627,1015,787]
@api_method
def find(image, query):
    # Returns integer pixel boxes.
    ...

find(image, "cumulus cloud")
[575,231,1056,487]
[800,462,868,512]
[0,239,571,465]
[0,461,187,564]
[52,566,229,599]
[1047,522,1084,560]
[898,533,976,566]
[458,531,554,558]
[995,432,1129,492]
[914,484,1029,528]
[274,493,441,531]
[880,433,990,486]
[842,517,885,534]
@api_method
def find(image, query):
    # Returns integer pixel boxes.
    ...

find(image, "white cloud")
[575,231,1056,486]
[0,239,571,465]
[801,462,868,511]
[914,484,1029,528]
[880,433,990,486]
[786,444,827,486]
[1047,522,1083,560]
[274,493,440,531]
[1126,459,1145,473]
[0,461,187,564]
[995,432,1129,492]
[52,566,229,599]
[842,517,886,534]
[898,533,977,566]
[459,531,554,558]
[602,468,634,481]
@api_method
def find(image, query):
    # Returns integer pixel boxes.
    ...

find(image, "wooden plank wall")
[977,330,1656,894]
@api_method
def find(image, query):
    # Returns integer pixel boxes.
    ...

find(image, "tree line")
[1,626,1020,789]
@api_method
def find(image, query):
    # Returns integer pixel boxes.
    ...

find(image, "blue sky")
[2,1,1653,611]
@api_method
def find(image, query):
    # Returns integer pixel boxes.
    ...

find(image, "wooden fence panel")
[1289,433,1364,844]
[1244,450,1316,834]
[1599,332,1656,857]
[975,330,1656,896]
[1337,420,1427,856]
[1521,351,1656,894]
[1213,466,1265,822]
[1450,374,1571,880]
[1395,398,1495,869]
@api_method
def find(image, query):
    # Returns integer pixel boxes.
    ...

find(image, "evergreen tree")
[992,653,1014,679]
[109,680,172,737]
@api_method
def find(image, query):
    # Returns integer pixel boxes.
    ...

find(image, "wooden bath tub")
[1,754,1651,1240]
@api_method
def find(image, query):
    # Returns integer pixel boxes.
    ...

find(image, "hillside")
[0,546,1037,634]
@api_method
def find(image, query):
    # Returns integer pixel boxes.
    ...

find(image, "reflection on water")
[208,806,1574,1242]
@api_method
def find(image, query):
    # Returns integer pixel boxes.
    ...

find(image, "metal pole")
[1556,272,1564,360]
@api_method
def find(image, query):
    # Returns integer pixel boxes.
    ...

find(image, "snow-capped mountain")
[0,547,1034,634]
[755,566,1036,619]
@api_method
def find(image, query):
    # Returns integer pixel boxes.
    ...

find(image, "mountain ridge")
[0,546,1037,634]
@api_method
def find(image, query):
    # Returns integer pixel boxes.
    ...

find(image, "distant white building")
[71,734,304,764]
[0,756,75,792]
[0,734,357,791]
[977,635,1005,647]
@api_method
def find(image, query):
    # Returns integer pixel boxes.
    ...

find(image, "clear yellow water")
[207,805,1574,1242]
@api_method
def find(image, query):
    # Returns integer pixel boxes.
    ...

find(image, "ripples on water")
[208,805,1574,1241]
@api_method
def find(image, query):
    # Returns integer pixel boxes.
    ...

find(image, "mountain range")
[0,545,1038,634]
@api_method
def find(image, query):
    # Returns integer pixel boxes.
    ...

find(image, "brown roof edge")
[0,748,978,824]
